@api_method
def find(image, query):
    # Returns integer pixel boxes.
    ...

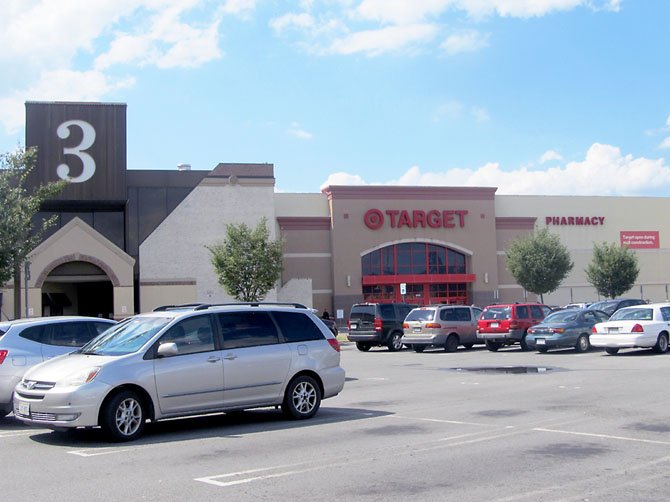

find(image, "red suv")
[477,303,552,351]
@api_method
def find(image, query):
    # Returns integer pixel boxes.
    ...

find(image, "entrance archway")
[41,261,114,318]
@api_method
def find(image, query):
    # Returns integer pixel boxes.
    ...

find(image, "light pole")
[24,260,30,318]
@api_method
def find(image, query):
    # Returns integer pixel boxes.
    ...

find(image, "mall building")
[2,101,669,322]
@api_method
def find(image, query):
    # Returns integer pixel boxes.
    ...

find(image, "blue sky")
[1,0,669,195]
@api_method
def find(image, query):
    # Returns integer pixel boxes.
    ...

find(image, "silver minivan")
[401,305,483,352]
[13,303,345,441]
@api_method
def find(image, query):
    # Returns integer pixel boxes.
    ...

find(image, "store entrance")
[42,261,114,318]
[362,283,468,305]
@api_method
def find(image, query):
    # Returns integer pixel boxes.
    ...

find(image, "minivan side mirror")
[157,342,178,358]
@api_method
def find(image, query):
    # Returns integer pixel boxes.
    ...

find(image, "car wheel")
[485,340,501,352]
[575,334,590,353]
[100,390,146,442]
[444,334,459,353]
[605,347,620,355]
[520,333,530,351]
[413,345,426,353]
[537,347,548,353]
[387,332,403,352]
[463,343,474,350]
[282,375,321,420]
[653,333,669,354]
[356,342,371,352]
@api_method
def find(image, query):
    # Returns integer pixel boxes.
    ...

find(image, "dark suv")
[477,302,552,351]
[347,303,417,352]
[587,298,647,317]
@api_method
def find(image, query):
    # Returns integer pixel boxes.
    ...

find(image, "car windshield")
[76,315,172,356]
[405,309,435,322]
[610,308,654,321]
[543,311,578,323]
[481,306,511,320]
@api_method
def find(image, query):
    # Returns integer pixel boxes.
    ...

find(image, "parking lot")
[2,342,669,501]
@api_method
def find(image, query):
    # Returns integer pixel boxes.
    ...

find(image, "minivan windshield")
[76,315,172,356]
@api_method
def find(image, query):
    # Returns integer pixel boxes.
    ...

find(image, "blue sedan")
[526,308,610,352]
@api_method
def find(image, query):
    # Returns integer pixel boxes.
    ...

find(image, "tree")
[0,146,67,318]
[585,242,639,298]
[505,227,573,303]
[207,218,284,302]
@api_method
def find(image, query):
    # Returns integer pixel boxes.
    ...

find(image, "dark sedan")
[526,308,610,352]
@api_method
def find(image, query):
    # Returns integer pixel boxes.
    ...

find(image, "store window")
[361,243,470,305]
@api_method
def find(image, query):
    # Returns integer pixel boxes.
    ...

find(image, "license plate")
[350,323,357,330]
[490,322,499,328]
[608,327,620,333]
[18,402,30,417]
[536,338,546,345]
[413,327,421,333]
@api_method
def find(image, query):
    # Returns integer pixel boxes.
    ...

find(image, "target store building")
[3,101,670,322]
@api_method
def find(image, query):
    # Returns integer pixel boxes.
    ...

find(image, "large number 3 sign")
[56,120,96,183]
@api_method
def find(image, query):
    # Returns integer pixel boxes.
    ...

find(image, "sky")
[1,0,669,195]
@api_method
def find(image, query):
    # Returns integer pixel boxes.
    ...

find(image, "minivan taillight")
[509,321,519,329]
[631,324,644,333]
[328,338,341,352]
[374,318,383,332]
[0,350,7,365]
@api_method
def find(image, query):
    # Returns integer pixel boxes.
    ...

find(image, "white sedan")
[590,302,670,355]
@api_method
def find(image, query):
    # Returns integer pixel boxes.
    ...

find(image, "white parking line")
[533,427,670,446]
[194,417,579,488]
[68,447,136,457]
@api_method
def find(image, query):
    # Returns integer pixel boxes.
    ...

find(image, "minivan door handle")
[207,356,221,363]
[223,353,237,360]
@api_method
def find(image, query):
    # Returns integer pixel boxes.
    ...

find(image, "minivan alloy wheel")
[101,390,146,441]
[283,375,321,419]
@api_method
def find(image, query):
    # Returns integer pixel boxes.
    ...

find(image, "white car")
[14,303,345,441]
[590,302,670,355]
[0,316,116,416]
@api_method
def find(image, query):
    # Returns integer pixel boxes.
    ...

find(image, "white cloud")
[287,122,314,140]
[459,0,584,18]
[270,13,315,34]
[220,0,256,16]
[320,143,670,196]
[471,106,490,122]
[0,69,135,133]
[440,30,490,54]
[320,172,368,189]
[666,115,670,127]
[660,138,670,150]
[539,149,563,163]
[435,101,464,121]
[354,0,452,25]
[327,23,439,56]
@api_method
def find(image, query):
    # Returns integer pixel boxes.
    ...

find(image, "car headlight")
[59,367,101,387]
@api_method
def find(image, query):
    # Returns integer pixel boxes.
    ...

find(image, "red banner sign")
[620,231,659,249]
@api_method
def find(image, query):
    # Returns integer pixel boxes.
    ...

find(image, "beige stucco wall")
[495,195,670,305]
[139,283,198,312]
[140,175,279,311]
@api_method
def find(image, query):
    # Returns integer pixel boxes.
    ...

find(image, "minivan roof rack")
[193,302,308,310]
[153,303,209,311]
[153,302,309,312]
